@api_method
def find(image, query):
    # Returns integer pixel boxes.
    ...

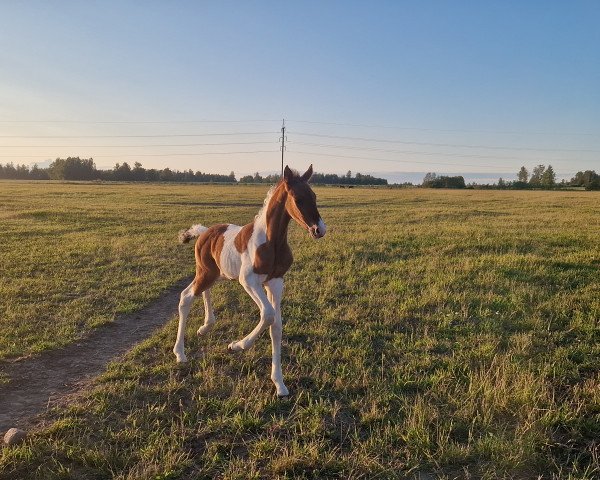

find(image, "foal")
[174,165,326,396]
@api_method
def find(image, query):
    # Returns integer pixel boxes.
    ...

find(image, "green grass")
[0,181,263,360]
[1,182,599,479]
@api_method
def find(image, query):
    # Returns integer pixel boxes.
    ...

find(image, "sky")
[1,1,599,183]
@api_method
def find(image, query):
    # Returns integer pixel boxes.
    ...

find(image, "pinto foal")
[174,165,326,396]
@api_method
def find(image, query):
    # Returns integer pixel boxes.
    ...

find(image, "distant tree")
[540,164,556,188]
[588,176,600,190]
[422,172,437,186]
[159,168,174,181]
[529,164,545,186]
[0,162,38,179]
[447,176,465,188]
[49,157,97,180]
[518,166,528,183]
[184,169,195,182]
[309,171,386,185]
[238,172,281,184]
[580,170,596,187]
[423,173,465,188]
[132,162,146,181]
[263,174,280,183]
[0,162,384,185]
[113,162,133,181]
[498,177,506,188]
[146,168,159,181]
[570,170,600,189]
[31,164,49,179]
[346,170,352,179]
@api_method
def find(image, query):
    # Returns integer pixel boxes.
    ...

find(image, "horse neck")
[258,182,291,246]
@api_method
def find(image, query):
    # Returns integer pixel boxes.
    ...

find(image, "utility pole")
[280,118,286,177]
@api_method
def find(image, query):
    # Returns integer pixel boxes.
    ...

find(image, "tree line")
[3,158,596,189]
[422,173,466,188]
[0,158,237,183]
[501,164,599,190]
[0,158,388,185]
[239,170,387,185]
[422,164,599,190]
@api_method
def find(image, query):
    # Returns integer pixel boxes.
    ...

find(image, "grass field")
[1,181,599,479]
[0,182,266,362]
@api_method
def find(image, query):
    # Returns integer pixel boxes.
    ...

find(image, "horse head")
[283,164,326,239]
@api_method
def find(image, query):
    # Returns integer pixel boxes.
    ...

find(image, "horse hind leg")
[173,280,196,363]
[173,271,217,363]
[197,288,216,335]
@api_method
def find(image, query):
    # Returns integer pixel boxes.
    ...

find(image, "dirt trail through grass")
[0,277,191,433]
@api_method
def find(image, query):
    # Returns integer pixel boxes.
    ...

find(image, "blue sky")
[1,1,599,183]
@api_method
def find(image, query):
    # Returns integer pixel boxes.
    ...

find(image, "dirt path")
[0,277,191,434]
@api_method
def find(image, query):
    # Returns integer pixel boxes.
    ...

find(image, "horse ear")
[283,165,294,183]
[300,164,313,182]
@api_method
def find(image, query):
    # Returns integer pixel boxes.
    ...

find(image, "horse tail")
[178,224,208,244]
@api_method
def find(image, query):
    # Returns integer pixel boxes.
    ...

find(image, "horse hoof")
[276,386,290,398]
[197,325,212,336]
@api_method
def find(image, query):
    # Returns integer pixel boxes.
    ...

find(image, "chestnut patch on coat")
[234,223,254,253]
[254,241,293,279]
[191,223,228,295]
[252,184,294,280]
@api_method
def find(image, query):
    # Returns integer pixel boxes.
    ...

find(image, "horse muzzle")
[309,218,327,239]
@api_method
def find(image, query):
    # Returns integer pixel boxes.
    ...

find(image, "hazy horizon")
[17,157,576,186]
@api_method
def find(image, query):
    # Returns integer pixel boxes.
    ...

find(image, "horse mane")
[255,181,283,223]
[255,185,275,221]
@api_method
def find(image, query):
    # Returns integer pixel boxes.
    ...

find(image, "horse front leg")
[228,271,275,352]
[265,277,288,397]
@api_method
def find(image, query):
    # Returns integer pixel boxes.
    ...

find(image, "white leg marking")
[197,289,216,335]
[228,271,276,352]
[174,281,195,363]
[265,278,289,396]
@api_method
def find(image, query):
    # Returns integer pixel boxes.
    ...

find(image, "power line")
[287,150,572,175]
[286,119,599,137]
[0,141,277,148]
[0,119,280,125]
[287,141,581,164]
[287,149,548,170]
[0,132,279,139]
[0,117,596,136]
[290,132,600,153]
[0,150,279,159]
[96,150,280,157]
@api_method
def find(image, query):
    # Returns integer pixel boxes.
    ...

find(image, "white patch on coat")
[243,184,274,276]
[219,224,242,279]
